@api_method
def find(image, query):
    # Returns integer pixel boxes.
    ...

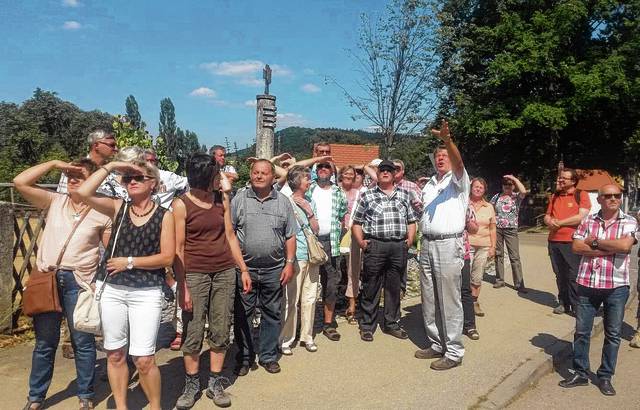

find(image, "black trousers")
[548,241,581,311]
[461,258,475,330]
[359,239,407,333]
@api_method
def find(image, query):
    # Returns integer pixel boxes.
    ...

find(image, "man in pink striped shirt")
[558,184,636,396]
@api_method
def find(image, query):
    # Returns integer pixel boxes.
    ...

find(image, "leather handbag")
[74,202,128,335]
[22,206,89,317]
[288,197,328,265]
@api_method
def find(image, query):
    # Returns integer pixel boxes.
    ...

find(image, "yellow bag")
[340,230,352,254]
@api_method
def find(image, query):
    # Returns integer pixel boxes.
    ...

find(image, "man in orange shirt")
[544,169,591,314]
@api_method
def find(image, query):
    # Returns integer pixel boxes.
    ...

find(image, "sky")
[0,0,389,148]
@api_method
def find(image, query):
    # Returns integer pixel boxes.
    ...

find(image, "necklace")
[69,201,87,221]
[131,202,155,218]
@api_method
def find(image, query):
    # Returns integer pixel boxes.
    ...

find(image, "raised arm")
[13,160,83,209]
[75,161,136,218]
[505,174,528,198]
[431,120,464,179]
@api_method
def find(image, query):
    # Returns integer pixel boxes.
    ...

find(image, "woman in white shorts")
[76,158,175,410]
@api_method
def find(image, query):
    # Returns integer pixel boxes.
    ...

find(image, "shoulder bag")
[73,202,128,335]
[22,203,90,317]
[288,196,328,265]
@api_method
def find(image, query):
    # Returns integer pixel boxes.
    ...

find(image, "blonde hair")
[130,159,161,193]
[115,146,145,162]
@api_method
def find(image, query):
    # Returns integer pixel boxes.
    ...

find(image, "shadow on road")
[400,303,427,349]
[530,332,572,380]
[516,287,558,308]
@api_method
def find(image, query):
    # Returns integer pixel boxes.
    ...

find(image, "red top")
[545,190,591,242]
[182,194,236,273]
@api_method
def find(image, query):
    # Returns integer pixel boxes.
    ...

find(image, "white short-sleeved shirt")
[154,169,189,209]
[420,169,470,235]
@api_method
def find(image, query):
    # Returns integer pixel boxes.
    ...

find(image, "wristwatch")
[285,258,295,264]
[590,239,599,250]
[126,256,134,270]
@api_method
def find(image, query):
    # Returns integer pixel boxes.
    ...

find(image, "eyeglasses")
[122,174,154,184]
[317,149,331,155]
[600,193,622,200]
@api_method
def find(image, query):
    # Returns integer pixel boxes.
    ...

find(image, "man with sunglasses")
[310,142,336,183]
[57,130,126,199]
[559,184,636,396]
[544,169,591,315]
[307,160,347,341]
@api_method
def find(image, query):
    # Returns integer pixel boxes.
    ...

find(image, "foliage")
[436,0,640,189]
[125,95,145,130]
[112,115,152,149]
[159,97,177,162]
[332,0,439,156]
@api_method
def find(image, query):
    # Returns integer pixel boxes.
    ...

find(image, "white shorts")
[98,281,163,356]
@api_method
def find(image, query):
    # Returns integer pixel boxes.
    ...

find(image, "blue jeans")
[234,265,283,364]
[28,270,96,402]
[573,284,629,380]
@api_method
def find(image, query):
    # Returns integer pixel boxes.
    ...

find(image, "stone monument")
[255,64,277,159]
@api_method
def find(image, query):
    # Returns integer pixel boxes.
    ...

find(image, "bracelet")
[307,213,315,219]
[100,166,110,174]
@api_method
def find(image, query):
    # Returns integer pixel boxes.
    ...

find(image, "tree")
[436,0,640,187]
[112,114,152,149]
[125,95,145,130]
[159,98,177,161]
[331,0,439,157]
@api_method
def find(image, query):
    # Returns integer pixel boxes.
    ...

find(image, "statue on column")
[263,64,272,95]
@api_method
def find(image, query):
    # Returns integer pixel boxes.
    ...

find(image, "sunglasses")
[600,193,622,200]
[97,140,117,149]
[122,174,154,184]
[317,164,332,170]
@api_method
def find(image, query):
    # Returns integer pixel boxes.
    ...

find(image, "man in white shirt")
[143,149,188,209]
[210,145,238,182]
[414,120,470,371]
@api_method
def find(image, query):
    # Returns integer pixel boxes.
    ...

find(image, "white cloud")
[62,0,80,7]
[62,20,82,30]
[244,100,257,107]
[189,87,217,98]
[301,83,321,93]
[199,59,293,87]
[277,112,306,128]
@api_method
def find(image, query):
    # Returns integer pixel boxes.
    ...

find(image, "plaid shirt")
[352,185,418,240]
[307,182,347,257]
[573,210,637,289]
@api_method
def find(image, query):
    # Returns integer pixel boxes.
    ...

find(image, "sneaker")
[553,304,565,315]
[493,280,505,288]
[630,330,640,348]
[464,328,480,340]
[79,398,94,410]
[414,347,443,360]
[206,376,231,408]
[430,357,461,370]
[176,375,201,409]
[302,342,318,352]
[280,346,293,356]
[474,302,485,317]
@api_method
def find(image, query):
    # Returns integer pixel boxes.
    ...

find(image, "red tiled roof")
[576,169,623,191]
[329,143,380,168]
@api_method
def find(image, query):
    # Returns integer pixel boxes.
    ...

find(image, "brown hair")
[70,158,98,175]
[470,177,488,200]
[562,168,579,184]
[339,165,356,181]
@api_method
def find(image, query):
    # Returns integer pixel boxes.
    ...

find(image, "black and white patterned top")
[352,185,417,240]
[97,204,167,288]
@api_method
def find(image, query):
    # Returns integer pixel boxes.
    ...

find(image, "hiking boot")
[430,357,461,370]
[414,347,443,360]
[176,374,201,409]
[630,330,640,348]
[79,398,94,409]
[474,302,485,317]
[206,376,231,408]
[493,280,505,288]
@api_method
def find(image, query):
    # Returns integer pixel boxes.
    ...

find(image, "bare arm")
[135,210,176,269]
[352,223,368,250]
[75,162,129,219]
[597,236,635,254]
[431,120,464,179]
[572,238,614,257]
[406,223,416,247]
[13,160,82,209]
[172,198,187,285]
[223,192,252,293]
[505,174,528,198]
[363,164,378,183]
[294,155,332,168]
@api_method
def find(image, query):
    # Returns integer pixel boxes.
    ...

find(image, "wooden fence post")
[0,202,13,333]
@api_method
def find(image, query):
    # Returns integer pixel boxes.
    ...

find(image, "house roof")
[329,143,380,168]
[576,169,623,191]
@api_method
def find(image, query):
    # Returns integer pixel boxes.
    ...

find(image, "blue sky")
[1,0,389,148]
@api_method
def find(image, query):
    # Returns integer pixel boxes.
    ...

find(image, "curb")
[474,288,638,409]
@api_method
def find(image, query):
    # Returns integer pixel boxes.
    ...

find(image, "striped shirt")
[573,210,637,289]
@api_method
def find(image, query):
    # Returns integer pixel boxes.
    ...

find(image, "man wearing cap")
[414,120,469,371]
[307,159,347,341]
[352,160,417,341]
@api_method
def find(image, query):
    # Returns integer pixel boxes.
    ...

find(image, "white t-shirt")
[154,169,189,209]
[421,169,470,235]
[312,186,333,236]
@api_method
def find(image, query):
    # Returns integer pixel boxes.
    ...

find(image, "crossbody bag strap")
[96,202,129,301]
[54,202,91,268]
[287,195,308,228]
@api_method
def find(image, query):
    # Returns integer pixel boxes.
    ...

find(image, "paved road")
[0,233,635,409]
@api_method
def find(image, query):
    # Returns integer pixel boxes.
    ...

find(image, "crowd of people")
[13,120,639,409]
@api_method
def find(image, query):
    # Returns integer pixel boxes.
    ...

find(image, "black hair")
[187,153,221,191]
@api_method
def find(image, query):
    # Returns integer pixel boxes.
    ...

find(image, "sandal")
[345,310,358,325]
[322,327,341,341]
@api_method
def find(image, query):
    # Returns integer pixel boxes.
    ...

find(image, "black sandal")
[322,327,341,341]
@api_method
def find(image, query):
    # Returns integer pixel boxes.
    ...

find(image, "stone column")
[0,202,13,333]
[255,94,277,159]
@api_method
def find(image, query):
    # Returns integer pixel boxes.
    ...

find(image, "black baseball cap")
[378,160,396,172]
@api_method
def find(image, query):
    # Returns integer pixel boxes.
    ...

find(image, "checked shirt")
[352,185,417,240]
[306,182,347,257]
[573,210,637,289]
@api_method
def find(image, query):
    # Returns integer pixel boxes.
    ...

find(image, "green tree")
[112,115,152,149]
[125,95,145,130]
[159,98,177,162]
